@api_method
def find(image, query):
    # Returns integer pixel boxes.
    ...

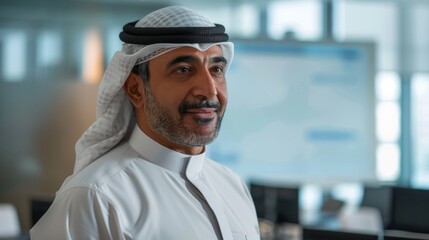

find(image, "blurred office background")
[1,0,429,237]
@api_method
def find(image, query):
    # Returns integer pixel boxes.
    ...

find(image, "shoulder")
[33,142,144,237]
[59,142,140,194]
[30,184,133,239]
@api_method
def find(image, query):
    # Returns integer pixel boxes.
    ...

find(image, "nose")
[191,69,218,99]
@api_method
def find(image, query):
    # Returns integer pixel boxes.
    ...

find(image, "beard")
[142,85,224,147]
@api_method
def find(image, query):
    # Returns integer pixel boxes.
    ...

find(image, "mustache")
[179,100,221,114]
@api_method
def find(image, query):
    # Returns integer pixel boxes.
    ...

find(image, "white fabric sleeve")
[30,188,132,240]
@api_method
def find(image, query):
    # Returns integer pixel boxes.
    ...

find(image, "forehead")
[157,45,224,61]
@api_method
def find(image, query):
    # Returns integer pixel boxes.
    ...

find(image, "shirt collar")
[129,125,205,178]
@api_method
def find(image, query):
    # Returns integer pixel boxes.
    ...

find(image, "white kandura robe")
[30,125,260,240]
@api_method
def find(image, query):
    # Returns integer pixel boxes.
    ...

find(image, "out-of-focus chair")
[339,206,383,233]
[0,203,21,238]
[360,185,393,228]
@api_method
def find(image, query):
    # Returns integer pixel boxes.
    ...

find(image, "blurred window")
[375,72,401,181]
[267,0,323,40]
[1,30,27,82]
[376,143,400,181]
[194,4,259,38]
[410,4,429,72]
[411,73,429,187]
[105,26,123,62]
[232,4,260,38]
[37,30,62,68]
[334,0,399,71]
[334,1,401,181]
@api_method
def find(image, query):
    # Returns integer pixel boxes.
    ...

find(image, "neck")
[137,122,205,155]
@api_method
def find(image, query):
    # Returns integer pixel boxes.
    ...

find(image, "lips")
[185,108,217,119]
[179,100,221,118]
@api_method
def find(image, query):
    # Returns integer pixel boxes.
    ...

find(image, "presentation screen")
[207,40,376,185]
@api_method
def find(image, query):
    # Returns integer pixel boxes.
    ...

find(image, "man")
[30,6,260,240]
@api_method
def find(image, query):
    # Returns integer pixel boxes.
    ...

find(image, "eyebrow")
[211,56,227,65]
[167,56,196,68]
[166,55,227,68]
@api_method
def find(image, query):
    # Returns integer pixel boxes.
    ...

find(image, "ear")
[123,73,145,108]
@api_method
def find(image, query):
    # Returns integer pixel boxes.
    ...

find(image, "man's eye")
[212,66,224,74]
[176,67,190,73]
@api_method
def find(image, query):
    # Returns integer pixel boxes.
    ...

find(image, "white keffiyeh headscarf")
[73,6,234,174]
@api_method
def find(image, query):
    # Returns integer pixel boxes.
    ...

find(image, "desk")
[302,226,379,240]
[385,230,429,240]
[260,209,429,240]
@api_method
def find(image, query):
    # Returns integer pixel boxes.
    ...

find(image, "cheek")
[161,94,182,112]
[217,84,228,106]
[159,90,186,113]
[144,86,175,112]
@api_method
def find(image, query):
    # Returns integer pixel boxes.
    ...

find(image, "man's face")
[140,45,228,149]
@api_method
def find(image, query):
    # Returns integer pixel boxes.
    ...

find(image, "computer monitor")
[391,187,429,234]
[302,227,379,240]
[249,182,299,224]
[276,186,299,224]
[31,198,53,227]
[250,183,270,220]
[208,39,377,185]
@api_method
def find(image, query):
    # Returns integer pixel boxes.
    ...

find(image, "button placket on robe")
[186,156,233,240]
